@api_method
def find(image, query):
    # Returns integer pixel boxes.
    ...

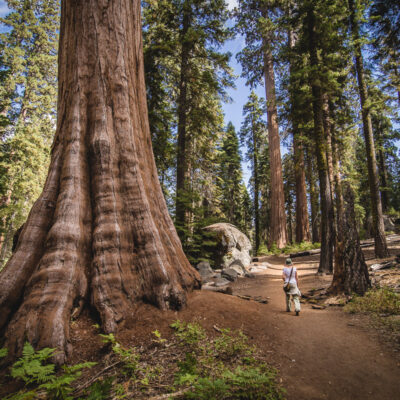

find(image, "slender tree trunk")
[348,0,388,258]
[374,121,389,213]
[293,136,311,243]
[175,6,191,243]
[288,26,311,244]
[0,0,200,364]
[287,193,293,244]
[377,147,389,213]
[261,14,287,249]
[252,126,260,254]
[307,6,334,273]
[306,149,320,243]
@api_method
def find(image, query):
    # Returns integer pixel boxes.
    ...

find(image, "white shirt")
[283,266,297,284]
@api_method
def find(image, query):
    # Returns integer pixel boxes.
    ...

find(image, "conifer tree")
[235,0,288,248]
[0,0,59,267]
[348,0,389,258]
[219,122,246,228]
[240,92,267,253]
[142,0,233,245]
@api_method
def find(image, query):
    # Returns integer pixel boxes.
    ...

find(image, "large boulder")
[203,223,252,271]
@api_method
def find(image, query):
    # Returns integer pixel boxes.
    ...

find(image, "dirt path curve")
[229,268,400,400]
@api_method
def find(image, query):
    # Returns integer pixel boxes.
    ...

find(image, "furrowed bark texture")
[348,0,388,258]
[288,25,310,244]
[307,7,334,273]
[330,184,370,295]
[0,0,200,364]
[261,17,287,249]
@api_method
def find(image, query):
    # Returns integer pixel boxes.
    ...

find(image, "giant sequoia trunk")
[348,0,388,258]
[0,0,200,364]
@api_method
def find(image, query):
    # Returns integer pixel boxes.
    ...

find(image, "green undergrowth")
[345,287,400,315]
[345,287,400,346]
[258,241,320,256]
[0,343,95,399]
[0,321,285,400]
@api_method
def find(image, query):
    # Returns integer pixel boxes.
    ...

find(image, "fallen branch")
[147,387,192,400]
[213,324,222,333]
[73,360,122,396]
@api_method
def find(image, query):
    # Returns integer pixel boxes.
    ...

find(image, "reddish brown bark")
[307,6,334,274]
[348,0,388,258]
[261,11,287,249]
[293,136,311,243]
[330,183,370,295]
[0,0,200,364]
[288,25,311,244]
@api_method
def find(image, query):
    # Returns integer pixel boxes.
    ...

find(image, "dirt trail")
[229,265,400,400]
[46,250,400,400]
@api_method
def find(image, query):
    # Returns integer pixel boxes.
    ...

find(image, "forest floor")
[1,241,400,399]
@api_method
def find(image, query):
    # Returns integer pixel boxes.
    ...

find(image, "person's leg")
[286,293,291,311]
[293,294,300,314]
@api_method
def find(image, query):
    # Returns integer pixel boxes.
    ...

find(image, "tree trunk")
[261,16,287,249]
[175,6,191,243]
[329,183,370,295]
[374,121,389,213]
[253,126,260,254]
[348,0,388,258]
[377,147,389,213]
[0,0,200,364]
[305,149,320,243]
[307,7,334,273]
[293,136,311,243]
[288,25,311,244]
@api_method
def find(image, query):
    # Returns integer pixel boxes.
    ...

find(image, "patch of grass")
[282,241,320,255]
[257,241,320,256]
[344,287,400,315]
[345,287,400,347]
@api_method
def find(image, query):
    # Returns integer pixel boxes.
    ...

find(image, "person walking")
[282,258,301,316]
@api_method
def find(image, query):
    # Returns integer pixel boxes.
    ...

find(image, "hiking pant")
[285,284,301,312]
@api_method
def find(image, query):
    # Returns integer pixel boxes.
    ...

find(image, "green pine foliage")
[0,0,59,269]
[143,0,246,259]
[240,92,268,252]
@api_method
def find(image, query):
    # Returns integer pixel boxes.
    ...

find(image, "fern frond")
[0,347,8,358]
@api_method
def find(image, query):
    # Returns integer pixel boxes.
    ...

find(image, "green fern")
[39,362,96,400]
[4,390,38,400]
[0,347,8,358]
[11,343,56,384]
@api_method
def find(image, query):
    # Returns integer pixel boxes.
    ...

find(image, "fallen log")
[289,248,321,258]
